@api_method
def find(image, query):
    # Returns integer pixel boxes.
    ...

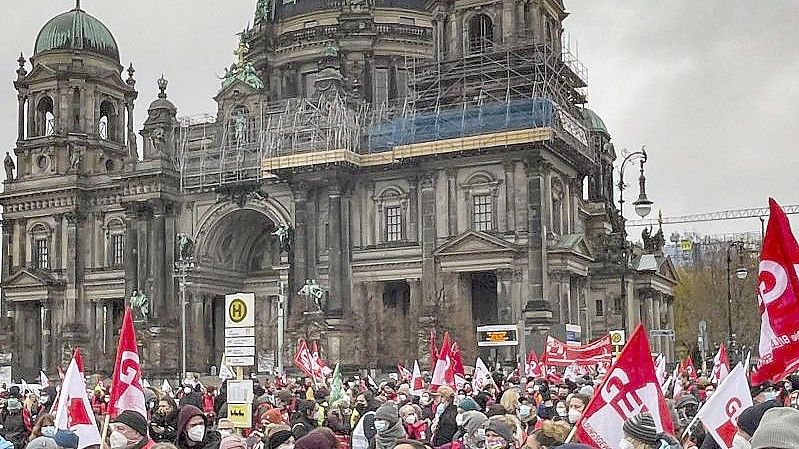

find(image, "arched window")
[36,96,54,137]
[106,219,125,268]
[72,88,81,131]
[551,178,564,235]
[468,14,493,55]
[29,223,51,269]
[99,100,117,141]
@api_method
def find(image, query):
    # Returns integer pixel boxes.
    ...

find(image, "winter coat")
[374,420,406,449]
[175,405,221,449]
[0,411,28,449]
[351,411,376,449]
[290,415,317,440]
[150,409,179,443]
[432,404,458,447]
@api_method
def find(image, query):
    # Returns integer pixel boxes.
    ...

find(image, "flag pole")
[564,423,577,443]
[100,415,110,447]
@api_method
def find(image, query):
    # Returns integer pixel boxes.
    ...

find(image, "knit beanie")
[25,437,58,449]
[112,410,149,437]
[462,411,488,436]
[737,401,781,437]
[486,417,514,442]
[750,407,799,449]
[53,430,79,449]
[486,404,506,418]
[268,430,293,449]
[375,401,399,425]
[623,412,658,444]
[458,397,480,412]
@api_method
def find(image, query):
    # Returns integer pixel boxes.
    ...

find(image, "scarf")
[375,421,407,449]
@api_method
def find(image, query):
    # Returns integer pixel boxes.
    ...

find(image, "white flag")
[710,343,730,385]
[472,357,493,392]
[219,364,235,381]
[54,351,102,449]
[410,360,424,396]
[671,364,683,399]
[161,379,172,395]
[40,371,49,388]
[655,354,666,386]
[696,363,752,449]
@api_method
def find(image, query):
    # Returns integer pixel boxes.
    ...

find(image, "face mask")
[556,406,567,417]
[476,428,486,441]
[398,395,407,402]
[219,429,233,437]
[40,396,49,403]
[457,394,466,403]
[109,431,129,449]
[347,382,355,388]
[732,434,751,449]
[404,415,417,424]
[705,390,714,397]
[42,426,57,438]
[763,391,779,401]
[456,414,464,426]
[188,425,205,442]
[184,387,192,395]
[618,439,635,449]
[785,382,793,392]
[485,436,505,449]
[526,388,535,394]
[568,409,581,424]
[533,385,540,392]
[517,405,531,419]
[373,420,388,432]
[436,403,446,417]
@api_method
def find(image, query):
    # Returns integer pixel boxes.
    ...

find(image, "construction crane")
[626,204,799,227]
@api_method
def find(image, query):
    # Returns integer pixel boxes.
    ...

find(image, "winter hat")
[219,435,248,449]
[268,429,293,449]
[623,412,658,444]
[25,437,58,449]
[53,430,79,449]
[276,389,293,404]
[263,408,286,425]
[578,385,594,397]
[112,410,149,437]
[296,399,316,414]
[5,398,21,410]
[750,407,799,449]
[461,411,488,436]
[437,386,455,399]
[294,430,336,449]
[737,400,781,436]
[375,401,399,425]
[486,417,514,442]
[675,395,699,409]
[486,403,506,417]
[458,397,480,412]
[218,418,235,431]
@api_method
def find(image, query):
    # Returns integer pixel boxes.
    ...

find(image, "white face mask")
[219,429,233,437]
[188,425,205,442]
[618,439,635,449]
[404,415,417,424]
[42,426,57,438]
[374,420,388,432]
[732,434,751,449]
[567,409,581,424]
[517,405,532,419]
[762,391,778,401]
[555,406,567,417]
[109,431,129,449]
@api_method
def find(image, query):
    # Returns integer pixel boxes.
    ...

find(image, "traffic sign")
[227,403,252,428]
[225,337,256,347]
[225,346,255,357]
[226,356,255,366]
[225,327,255,338]
[609,330,626,346]
[225,293,255,328]
[227,380,254,402]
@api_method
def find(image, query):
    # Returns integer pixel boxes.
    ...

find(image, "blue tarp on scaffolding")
[366,97,555,152]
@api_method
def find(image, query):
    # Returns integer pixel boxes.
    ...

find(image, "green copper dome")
[34,7,119,62]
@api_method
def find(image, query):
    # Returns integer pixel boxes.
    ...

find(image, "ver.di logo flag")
[697,363,752,449]
[710,342,730,385]
[752,198,799,385]
[574,324,673,449]
[108,307,147,419]
[54,349,102,449]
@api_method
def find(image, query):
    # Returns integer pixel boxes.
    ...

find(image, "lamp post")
[726,240,747,362]
[617,147,653,332]
[174,249,195,381]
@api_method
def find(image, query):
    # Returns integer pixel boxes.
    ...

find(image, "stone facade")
[1,0,677,378]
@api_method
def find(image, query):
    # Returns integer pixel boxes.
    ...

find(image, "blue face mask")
[763,391,779,401]
[436,403,446,417]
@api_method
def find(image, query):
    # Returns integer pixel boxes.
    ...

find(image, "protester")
[483,418,514,449]
[525,420,569,449]
[52,430,79,449]
[620,413,679,449]
[266,426,293,449]
[27,414,54,443]
[748,407,799,449]
[565,394,588,426]
[372,402,405,449]
[294,428,337,449]
[151,396,180,443]
[176,405,221,449]
[1,398,28,449]
[291,400,319,439]
[432,387,458,447]
[110,410,155,449]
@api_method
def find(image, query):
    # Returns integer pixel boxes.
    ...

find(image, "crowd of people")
[0,366,798,449]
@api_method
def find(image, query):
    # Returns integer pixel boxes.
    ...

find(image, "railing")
[277,22,432,47]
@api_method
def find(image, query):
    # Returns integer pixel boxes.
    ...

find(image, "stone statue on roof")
[220,37,265,91]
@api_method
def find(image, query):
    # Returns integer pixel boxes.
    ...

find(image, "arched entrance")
[187,203,288,373]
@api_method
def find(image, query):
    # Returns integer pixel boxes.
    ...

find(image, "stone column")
[188,292,207,372]
[41,302,51,372]
[666,299,675,362]
[124,205,139,297]
[64,212,81,324]
[290,185,308,323]
[95,300,105,360]
[653,293,663,355]
[419,173,437,317]
[504,161,515,234]
[447,169,457,235]
[526,158,550,319]
[17,94,26,141]
[328,183,343,315]
[408,179,419,242]
[149,200,166,320]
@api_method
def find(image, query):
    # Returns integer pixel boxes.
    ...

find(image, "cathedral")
[0,0,678,378]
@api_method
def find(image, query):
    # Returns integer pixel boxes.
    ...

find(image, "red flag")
[429,330,438,371]
[397,363,412,382]
[752,198,799,385]
[710,343,730,385]
[544,335,612,366]
[574,324,674,449]
[526,350,543,378]
[697,363,753,449]
[410,360,424,395]
[310,342,333,378]
[450,341,465,377]
[293,340,316,379]
[54,350,102,449]
[108,308,147,419]
[431,332,453,391]
[680,356,698,381]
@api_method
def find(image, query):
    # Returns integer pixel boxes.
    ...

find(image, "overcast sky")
[2,1,797,237]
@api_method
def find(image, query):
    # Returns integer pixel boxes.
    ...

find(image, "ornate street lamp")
[726,240,747,362]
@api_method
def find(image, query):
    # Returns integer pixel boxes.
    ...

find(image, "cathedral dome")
[581,108,608,135]
[34,5,120,62]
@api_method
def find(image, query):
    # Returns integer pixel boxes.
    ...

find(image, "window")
[473,194,493,231]
[36,96,55,137]
[373,68,389,105]
[34,238,48,269]
[385,205,402,242]
[468,14,493,54]
[613,296,621,312]
[112,234,125,267]
[99,100,117,141]
[595,299,604,317]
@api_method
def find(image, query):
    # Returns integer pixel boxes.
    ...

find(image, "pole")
[726,244,733,351]
[277,282,285,375]
[180,270,187,382]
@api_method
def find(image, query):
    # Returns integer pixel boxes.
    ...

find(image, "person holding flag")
[53,350,103,449]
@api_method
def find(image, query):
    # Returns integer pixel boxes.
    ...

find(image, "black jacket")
[0,410,28,449]
[150,409,179,443]
[175,405,221,449]
[432,403,458,447]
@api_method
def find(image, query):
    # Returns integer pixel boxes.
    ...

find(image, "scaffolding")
[176,35,592,192]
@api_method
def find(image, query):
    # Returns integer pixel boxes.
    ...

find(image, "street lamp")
[726,241,747,360]
[174,235,195,382]
[617,147,653,332]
